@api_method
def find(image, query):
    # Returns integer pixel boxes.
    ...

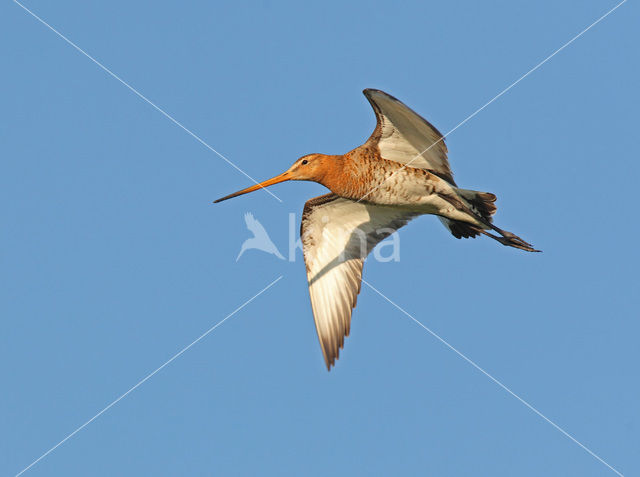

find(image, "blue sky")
[2,1,638,475]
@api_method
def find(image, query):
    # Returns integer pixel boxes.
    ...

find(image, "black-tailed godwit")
[215,89,539,369]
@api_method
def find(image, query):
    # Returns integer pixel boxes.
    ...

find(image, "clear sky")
[2,1,638,476]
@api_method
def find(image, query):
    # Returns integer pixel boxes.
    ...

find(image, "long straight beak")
[213,171,292,203]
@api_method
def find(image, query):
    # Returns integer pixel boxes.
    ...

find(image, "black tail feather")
[438,189,539,252]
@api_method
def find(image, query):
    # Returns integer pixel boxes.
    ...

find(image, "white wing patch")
[363,88,454,185]
[301,194,418,369]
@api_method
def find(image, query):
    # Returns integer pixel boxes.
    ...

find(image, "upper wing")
[363,88,455,185]
[301,193,418,370]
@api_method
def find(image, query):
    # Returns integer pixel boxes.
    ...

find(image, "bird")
[214,88,539,370]
[236,212,285,261]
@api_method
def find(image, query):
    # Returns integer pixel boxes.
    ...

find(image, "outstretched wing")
[301,194,418,370]
[244,212,268,237]
[363,88,455,185]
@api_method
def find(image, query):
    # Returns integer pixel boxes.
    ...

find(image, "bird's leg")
[488,226,534,248]
[478,230,540,253]
[436,191,539,252]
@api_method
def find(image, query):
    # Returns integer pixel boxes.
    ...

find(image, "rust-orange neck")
[312,154,347,191]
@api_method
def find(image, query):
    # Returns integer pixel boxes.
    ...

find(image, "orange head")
[214,154,340,203]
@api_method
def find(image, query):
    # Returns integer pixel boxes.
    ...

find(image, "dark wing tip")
[326,354,338,371]
[320,341,336,371]
[363,88,402,103]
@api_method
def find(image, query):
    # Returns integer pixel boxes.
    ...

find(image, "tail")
[440,189,497,239]
[440,189,540,253]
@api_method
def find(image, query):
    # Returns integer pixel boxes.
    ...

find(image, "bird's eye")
[301,159,308,165]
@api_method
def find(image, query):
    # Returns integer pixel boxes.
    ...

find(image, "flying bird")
[215,89,539,370]
[236,212,284,261]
